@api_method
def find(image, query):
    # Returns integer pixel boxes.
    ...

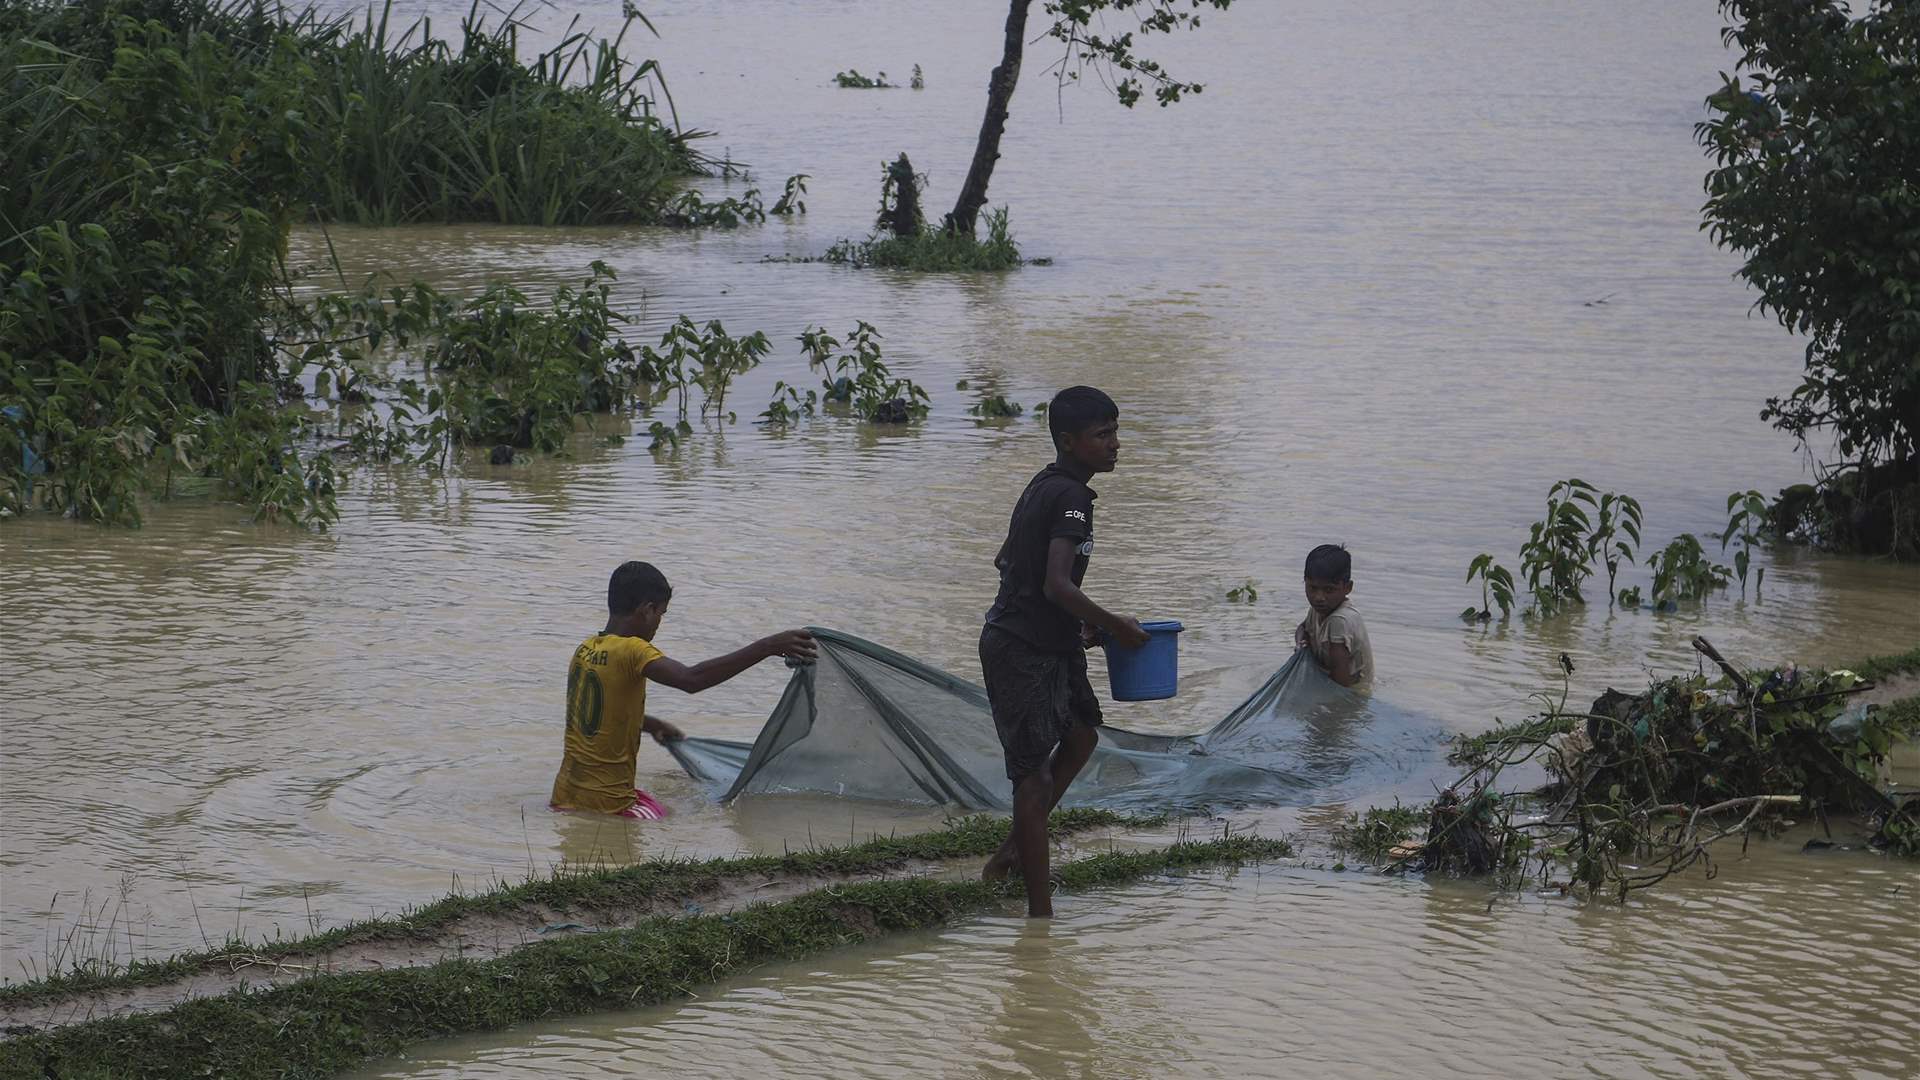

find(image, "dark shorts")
[979,624,1103,783]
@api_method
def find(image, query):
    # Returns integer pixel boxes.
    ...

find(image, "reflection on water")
[353,839,1920,1079]
[2,0,1918,1014]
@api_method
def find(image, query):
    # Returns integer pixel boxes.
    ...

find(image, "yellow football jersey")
[549,632,665,814]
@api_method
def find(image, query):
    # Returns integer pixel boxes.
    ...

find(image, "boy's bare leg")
[984,724,1099,882]
[1010,766,1056,917]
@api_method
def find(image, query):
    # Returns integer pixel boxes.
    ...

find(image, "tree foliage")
[1697,0,1919,471]
[944,0,1231,235]
[1042,0,1233,108]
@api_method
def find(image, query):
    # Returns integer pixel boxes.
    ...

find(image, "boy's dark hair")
[1048,385,1119,450]
[608,561,672,614]
[1304,544,1351,583]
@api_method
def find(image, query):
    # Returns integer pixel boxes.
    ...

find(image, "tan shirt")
[1304,600,1372,685]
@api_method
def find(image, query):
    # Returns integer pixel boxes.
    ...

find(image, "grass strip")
[0,809,1148,1008]
[0,834,1288,1080]
[1846,644,1920,683]
[1880,695,1920,734]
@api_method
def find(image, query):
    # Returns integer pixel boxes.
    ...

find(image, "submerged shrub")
[798,322,929,422]
[821,207,1025,271]
[833,68,894,88]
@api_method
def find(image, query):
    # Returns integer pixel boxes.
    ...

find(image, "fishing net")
[669,627,1423,815]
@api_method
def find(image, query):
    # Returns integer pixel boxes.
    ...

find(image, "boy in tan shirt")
[1293,544,1372,687]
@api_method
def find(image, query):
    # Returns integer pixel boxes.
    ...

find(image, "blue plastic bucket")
[1103,619,1184,701]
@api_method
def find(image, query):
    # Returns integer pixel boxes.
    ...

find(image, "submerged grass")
[818,207,1028,271]
[0,833,1288,1079]
[1331,804,1427,864]
[0,809,1145,1008]
[1848,644,1920,683]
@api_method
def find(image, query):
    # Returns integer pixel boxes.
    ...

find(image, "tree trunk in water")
[944,0,1030,235]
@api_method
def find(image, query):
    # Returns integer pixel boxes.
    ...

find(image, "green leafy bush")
[1698,2,1918,560]
[1699,0,1918,476]
[429,264,647,450]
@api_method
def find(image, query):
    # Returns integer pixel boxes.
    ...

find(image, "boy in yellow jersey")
[550,561,816,819]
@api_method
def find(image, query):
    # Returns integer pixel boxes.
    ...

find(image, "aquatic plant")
[1226,579,1260,604]
[911,63,925,89]
[1646,533,1731,610]
[1722,488,1769,593]
[968,395,1025,419]
[1461,553,1516,623]
[833,68,894,88]
[638,316,772,424]
[658,188,768,228]
[769,173,810,216]
[1517,479,1602,615]
[646,420,690,453]
[799,322,930,423]
[1587,490,1643,603]
[1466,481,1647,619]
[758,382,818,427]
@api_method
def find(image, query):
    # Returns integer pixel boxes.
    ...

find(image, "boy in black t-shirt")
[978,385,1149,918]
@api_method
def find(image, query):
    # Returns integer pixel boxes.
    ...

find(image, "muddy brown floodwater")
[3,0,1918,1075]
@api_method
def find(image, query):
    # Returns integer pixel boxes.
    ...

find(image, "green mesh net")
[669,627,1424,814]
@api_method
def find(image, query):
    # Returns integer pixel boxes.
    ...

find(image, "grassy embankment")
[0,813,1288,1078]
[0,810,1139,1007]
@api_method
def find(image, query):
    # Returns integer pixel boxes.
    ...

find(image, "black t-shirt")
[984,464,1096,652]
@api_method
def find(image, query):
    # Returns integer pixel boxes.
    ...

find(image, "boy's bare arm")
[1041,537,1149,648]
[645,630,817,694]
[642,714,684,743]
[1324,642,1358,687]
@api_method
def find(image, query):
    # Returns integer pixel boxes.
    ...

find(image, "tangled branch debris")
[1339,638,1919,899]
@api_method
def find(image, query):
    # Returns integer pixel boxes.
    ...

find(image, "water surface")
[3,2,1916,1056]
